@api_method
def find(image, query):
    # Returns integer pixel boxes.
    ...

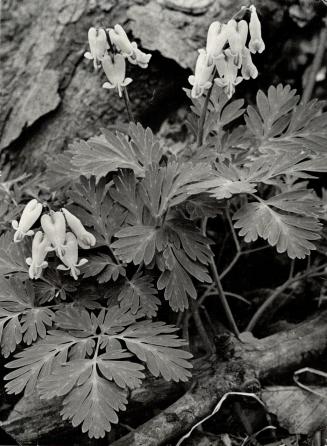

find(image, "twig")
[246,263,327,331]
[301,23,327,104]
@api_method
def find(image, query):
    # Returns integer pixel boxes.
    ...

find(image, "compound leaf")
[233,193,322,259]
[119,321,193,382]
[118,273,160,317]
[68,177,126,248]
[82,254,126,283]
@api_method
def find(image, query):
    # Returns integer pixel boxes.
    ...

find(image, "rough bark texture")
[1,0,317,174]
[2,310,327,445]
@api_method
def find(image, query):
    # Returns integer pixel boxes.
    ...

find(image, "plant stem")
[209,256,240,336]
[123,87,135,123]
[196,69,216,147]
[246,263,327,332]
[190,299,214,353]
[301,22,327,104]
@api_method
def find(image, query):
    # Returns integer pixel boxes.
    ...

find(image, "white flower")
[206,21,228,64]
[188,49,214,98]
[57,232,88,280]
[226,19,248,68]
[41,211,66,258]
[108,24,134,57]
[12,199,43,243]
[84,27,109,69]
[102,54,133,97]
[238,20,249,48]
[26,231,51,280]
[249,5,265,54]
[127,42,152,69]
[241,48,258,80]
[214,49,243,98]
[62,208,96,249]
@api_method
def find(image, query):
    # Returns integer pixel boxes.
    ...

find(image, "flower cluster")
[12,200,96,280]
[188,5,265,99]
[84,24,151,97]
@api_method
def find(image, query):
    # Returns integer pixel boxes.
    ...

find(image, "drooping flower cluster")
[84,24,151,96]
[12,200,96,280]
[189,5,265,99]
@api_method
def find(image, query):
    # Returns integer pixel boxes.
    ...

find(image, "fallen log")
[111,310,327,446]
[1,310,327,444]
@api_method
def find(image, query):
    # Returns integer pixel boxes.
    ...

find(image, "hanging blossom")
[41,211,66,258]
[102,53,133,97]
[249,5,265,54]
[215,49,243,98]
[57,232,88,280]
[12,199,43,243]
[84,23,151,97]
[62,208,96,249]
[26,231,51,280]
[84,27,109,70]
[206,21,228,65]
[108,24,152,68]
[188,5,265,99]
[188,49,214,99]
[12,205,96,282]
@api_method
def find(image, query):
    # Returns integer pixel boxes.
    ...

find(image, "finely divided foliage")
[1,8,327,441]
[1,83,327,438]
[4,305,192,439]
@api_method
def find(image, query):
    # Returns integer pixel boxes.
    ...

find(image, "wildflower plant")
[1,6,327,441]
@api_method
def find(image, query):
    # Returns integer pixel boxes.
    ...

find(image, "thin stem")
[246,263,327,332]
[196,69,216,147]
[202,217,240,336]
[190,299,214,353]
[288,259,295,280]
[123,87,135,123]
[210,258,240,336]
[301,22,327,104]
[220,252,241,280]
[226,207,241,253]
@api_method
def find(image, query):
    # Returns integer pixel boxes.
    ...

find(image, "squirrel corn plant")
[1,6,327,441]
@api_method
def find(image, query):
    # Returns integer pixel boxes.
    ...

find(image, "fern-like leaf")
[68,177,126,248]
[118,321,193,382]
[82,254,126,283]
[70,123,162,182]
[233,193,322,258]
[118,273,160,317]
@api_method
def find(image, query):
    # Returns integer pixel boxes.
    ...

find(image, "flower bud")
[62,208,96,249]
[102,54,133,97]
[84,27,109,69]
[249,5,265,54]
[57,232,88,280]
[188,49,214,98]
[26,231,51,280]
[12,199,43,243]
[41,211,66,257]
[109,24,134,57]
[241,48,258,80]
